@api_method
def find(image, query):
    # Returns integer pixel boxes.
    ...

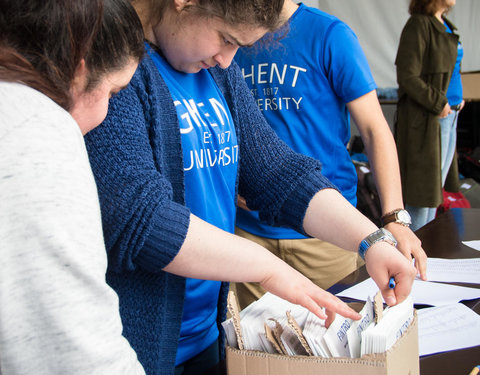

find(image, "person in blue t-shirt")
[234,0,427,309]
[84,1,417,374]
[396,0,463,231]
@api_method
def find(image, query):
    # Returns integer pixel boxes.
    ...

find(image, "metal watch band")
[358,228,397,260]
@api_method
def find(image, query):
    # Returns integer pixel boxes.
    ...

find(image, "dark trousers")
[174,339,225,375]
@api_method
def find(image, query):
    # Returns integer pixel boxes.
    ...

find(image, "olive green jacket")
[395,14,460,207]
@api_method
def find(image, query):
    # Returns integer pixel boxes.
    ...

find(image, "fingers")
[302,290,361,322]
[365,242,416,306]
[381,286,397,306]
[387,224,428,280]
[324,308,336,328]
[413,248,428,280]
[300,295,328,321]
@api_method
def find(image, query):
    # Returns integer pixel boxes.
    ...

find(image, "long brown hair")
[0,0,144,110]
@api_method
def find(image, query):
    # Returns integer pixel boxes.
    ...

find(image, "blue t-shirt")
[444,22,463,106]
[235,3,376,239]
[148,46,239,365]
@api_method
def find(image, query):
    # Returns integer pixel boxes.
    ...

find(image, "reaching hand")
[364,241,416,306]
[259,264,361,326]
[385,223,427,280]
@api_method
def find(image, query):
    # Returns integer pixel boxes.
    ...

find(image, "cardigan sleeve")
[395,16,447,115]
[212,62,337,236]
[85,60,190,274]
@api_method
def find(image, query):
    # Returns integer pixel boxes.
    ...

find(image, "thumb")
[381,287,397,306]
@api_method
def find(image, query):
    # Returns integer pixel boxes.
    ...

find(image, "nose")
[213,45,239,69]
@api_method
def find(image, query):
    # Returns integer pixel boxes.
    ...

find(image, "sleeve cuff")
[278,169,338,236]
[136,200,191,272]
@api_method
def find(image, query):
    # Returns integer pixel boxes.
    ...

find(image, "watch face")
[397,210,411,224]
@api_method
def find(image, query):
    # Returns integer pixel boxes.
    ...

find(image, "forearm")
[164,214,287,282]
[303,188,377,252]
[362,123,404,215]
[165,214,362,320]
[349,91,404,214]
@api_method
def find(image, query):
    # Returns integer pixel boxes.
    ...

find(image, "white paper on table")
[424,257,480,284]
[336,278,480,306]
[417,303,480,356]
[463,240,480,251]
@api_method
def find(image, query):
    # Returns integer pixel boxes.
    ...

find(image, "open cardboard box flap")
[226,297,419,375]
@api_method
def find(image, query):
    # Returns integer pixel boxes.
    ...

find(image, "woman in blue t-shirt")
[85,1,417,374]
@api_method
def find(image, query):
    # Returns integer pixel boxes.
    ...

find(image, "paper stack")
[222,291,414,359]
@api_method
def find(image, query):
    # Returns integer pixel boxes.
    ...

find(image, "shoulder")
[0,82,80,150]
[404,14,433,31]
[292,4,350,36]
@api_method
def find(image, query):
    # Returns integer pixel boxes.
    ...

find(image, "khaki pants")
[233,227,363,310]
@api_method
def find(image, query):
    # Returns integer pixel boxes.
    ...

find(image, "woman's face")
[438,0,456,11]
[153,13,268,73]
[70,59,138,135]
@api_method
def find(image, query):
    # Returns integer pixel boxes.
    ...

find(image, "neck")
[282,0,299,20]
[434,8,445,22]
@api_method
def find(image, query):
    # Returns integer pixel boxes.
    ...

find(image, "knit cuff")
[279,169,338,236]
[136,200,191,273]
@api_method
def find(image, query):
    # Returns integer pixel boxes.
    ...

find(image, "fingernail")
[385,296,396,305]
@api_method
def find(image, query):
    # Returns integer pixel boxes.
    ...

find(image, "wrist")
[381,208,411,227]
[358,228,397,260]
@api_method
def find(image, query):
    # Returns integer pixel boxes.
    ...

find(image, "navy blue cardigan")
[85,50,335,375]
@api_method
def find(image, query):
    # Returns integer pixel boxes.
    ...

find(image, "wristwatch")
[358,228,397,260]
[381,209,412,227]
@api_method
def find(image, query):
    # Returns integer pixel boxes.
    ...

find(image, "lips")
[201,61,216,69]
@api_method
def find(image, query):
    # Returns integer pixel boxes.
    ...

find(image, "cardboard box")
[461,71,480,101]
[226,312,419,375]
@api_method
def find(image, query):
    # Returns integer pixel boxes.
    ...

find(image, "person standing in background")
[233,0,426,309]
[395,0,463,231]
[0,0,145,373]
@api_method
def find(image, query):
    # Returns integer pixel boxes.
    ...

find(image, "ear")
[70,59,88,99]
[173,0,195,12]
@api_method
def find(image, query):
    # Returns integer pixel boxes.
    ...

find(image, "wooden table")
[329,208,480,375]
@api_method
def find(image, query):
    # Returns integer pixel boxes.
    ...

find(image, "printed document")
[417,303,480,356]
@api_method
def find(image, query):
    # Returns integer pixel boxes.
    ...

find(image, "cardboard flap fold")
[374,291,384,323]
[227,291,244,350]
[286,311,314,356]
[264,321,284,354]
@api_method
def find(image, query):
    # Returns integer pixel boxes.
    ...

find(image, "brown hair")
[409,0,451,16]
[0,0,144,110]
[184,0,285,31]
[133,0,286,32]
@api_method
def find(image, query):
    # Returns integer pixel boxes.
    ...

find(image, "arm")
[164,214,361,322]
[396,16,447,114]
[348,90,427,279]
[85,61,191,274]
[303,189,417,306]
